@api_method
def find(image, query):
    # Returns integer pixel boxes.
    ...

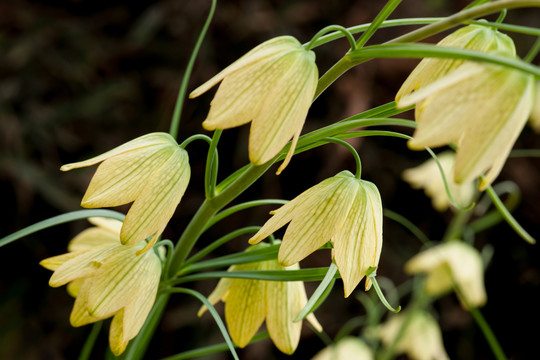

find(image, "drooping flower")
[405,241,487,308]
[402,151,475,212]
[249,170,383,297]
[40,218,162,355]
[61,132,190,254]
[189,36,318,174]
[377,310,449,360]
[312,337,374,360]
[396,24,536,190]
[199,244,322,354]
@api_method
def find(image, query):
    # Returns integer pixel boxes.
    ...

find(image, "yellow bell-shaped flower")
[396,24,535,190]
[405,241,487,308]
[40,218,162,356]
[312,337,374,360]
[61,132,190,254]
[249,170,383,297]
[189,36,318,174]
[402,151,475,212]
[378,310,449,360]
[198,244,322,355]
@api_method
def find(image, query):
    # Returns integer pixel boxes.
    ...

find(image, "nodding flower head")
[61,132,190,254]
[198,244,322,355]
[40,218,162,355]
[396,24,535,190]
[190,36,318,174]
[249,170,383,297]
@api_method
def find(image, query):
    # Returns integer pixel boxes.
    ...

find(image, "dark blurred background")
[1,0,539,359]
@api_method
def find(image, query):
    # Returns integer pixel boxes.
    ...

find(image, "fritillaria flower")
[405,241,487,308]
[312,337,374,360]
[396,24,535,190]
[61,132,190,254]
[199,244,322,354]
[189,36,318,174]
[402,151,475,212]
[40,218,162,355]
[249,170,383,297]
[378,310,449,360]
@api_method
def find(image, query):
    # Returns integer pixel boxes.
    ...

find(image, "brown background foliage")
[1,0,539,359]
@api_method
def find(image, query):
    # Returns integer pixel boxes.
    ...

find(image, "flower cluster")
[61,132,190,254]
[199,244,321,354]
[40,218,162,355]
[397,24,536,189]
[249,170,383,297]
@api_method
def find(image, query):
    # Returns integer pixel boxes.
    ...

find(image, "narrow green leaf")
[161,332,269,360]
[0,209,125,248]
[348,43,540,78]
[174,268,341,285]
[294,263,337,322]
[168,287,239,360]
[180,245,279,275]
[182,226,263,270]
[484,182,536,244]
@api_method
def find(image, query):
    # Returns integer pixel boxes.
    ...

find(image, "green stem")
[469,307,507,360]
[78,322,102,360]
[524,36,540,63]
[169,0,217,139]
[355,0,402,48]
[123,292,171,360]
[323,137,362,179]
[305,25,357,51]
[314,0,540,98]
[168,161,274,278]
[205,130,222,199]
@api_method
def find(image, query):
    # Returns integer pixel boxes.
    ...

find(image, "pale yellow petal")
[189,36,302,98]
[248,178,337,246]
[312,337,374,360]
[265,261,302,354]
[279,177,357,266]
[248,49,318,166]
[529,81,540,132]
[40,250,86,271]
[88,217,123,234]
[120,148,190,248]
[70,279,103,327]
[109,309,128,356]
[81,144,172,208]
[112,257,161,353]
[86,244,161,318]
[197,267,236,317]
[224,263,267,348]
[333,181,383,296]
[47,244,120,286]
[201,51,290,130]
[396,24,512,103]
[67,279,84,297]
[60,132,176,171]
[68,227,120,252]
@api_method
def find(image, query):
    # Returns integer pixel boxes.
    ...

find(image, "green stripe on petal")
[279,177,358,266]
[189,36,302,99]
[265,261,303,354]
[225,262,267,348]
[47,244,120,286]
[120,147,190,248]
[60,133,176,171]
[249,49,318,166]
[85,244,159,319]
[81,144,172,208]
